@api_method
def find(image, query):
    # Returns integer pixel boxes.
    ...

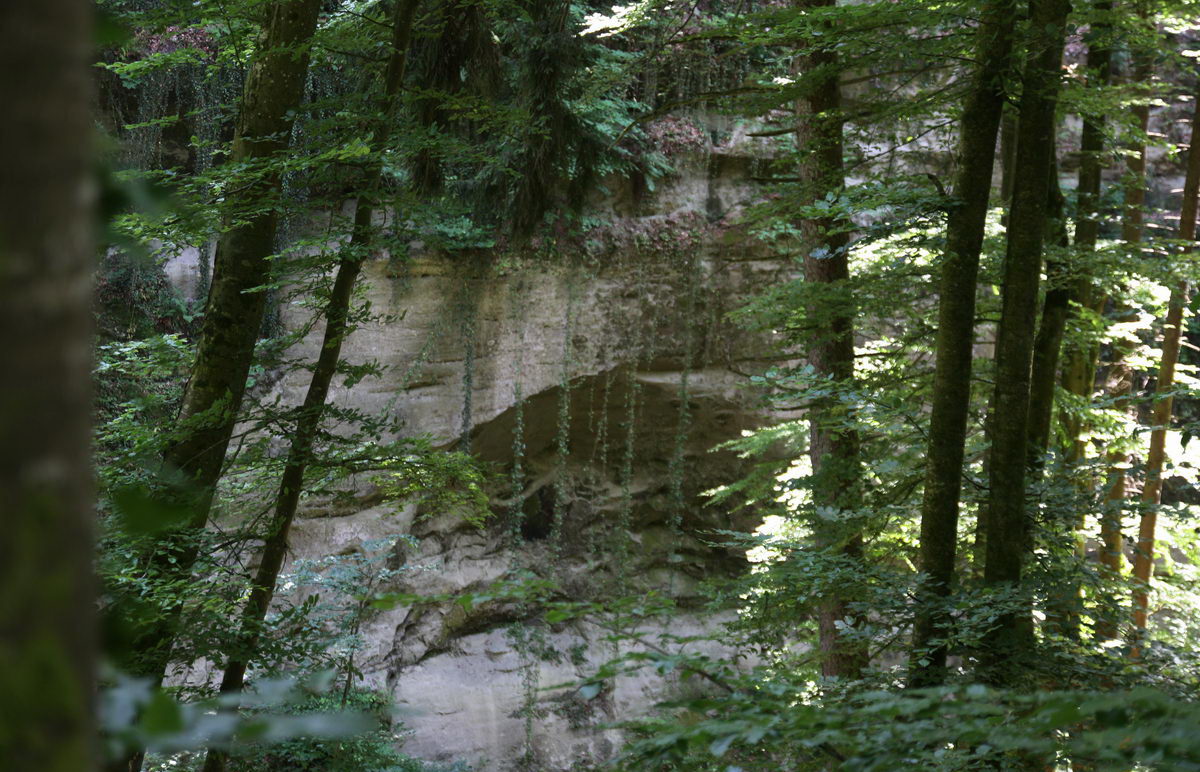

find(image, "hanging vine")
[549,260,582,556]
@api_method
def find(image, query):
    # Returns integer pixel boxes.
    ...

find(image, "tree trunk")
[793,0,866,680]
[909,0,1017,688]
[0,3,95,771]
[1031,1,1113,641]
[1026,161,1070,467]
[1056,1,1114,474]
[999,107,1019,225]
[108,3,323,769]
[1121,2,1152,249]
[199,5,419,770]
[980,0,1071,685]
[164,0,322,515]
[1096,0,1151,642]
[1130,88,1200,651]
[1094,303,1137,640]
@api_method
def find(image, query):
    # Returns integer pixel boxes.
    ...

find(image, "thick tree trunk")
[199,6,419,771]
[792,0,866,680]
[108,3,322,770]
[164,0,322,513]
[1130,89,1200,649]
[0,2,95,770]
[981,0,1071,685]
[909,0,1018,688]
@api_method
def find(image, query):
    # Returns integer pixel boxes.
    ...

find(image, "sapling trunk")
[1130,88,1200,651]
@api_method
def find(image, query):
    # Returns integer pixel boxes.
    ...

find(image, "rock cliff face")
[270,148,794,770]
[169,143,792,769]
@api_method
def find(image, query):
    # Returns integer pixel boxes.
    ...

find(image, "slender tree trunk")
[980,0,1071,685]
[793,0,866,680]
[1130,89,1200,651]
[1030,0,1112,465]
[1056,1,1114,474]
[1026,160,1070,466]
[909,0,1018,688]
[0,2,95,769]
[108,4,322,770]
[1094,303,1137,639]
[164,0,322,517]
[1095,0,1151,642]
[199,5,419,770]
[999,107,1019,225]
[1031,1,1113,641]
[1121,2,1152,249]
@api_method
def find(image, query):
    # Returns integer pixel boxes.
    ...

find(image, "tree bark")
[1026,161,1070,466]
[108,3,323,769]
[1095,6,1150,639]
[793,0,867,680]
[1056,0,1114,471]
[199,5,419,770]
[980,0,1071,685]
[1030,1,1112,641]
[164,0,322,514]
[909,0,1018,688]
[1130,88,1200,651]
[0,1,95,769]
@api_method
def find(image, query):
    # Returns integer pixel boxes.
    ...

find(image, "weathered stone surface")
[170,141,793,770]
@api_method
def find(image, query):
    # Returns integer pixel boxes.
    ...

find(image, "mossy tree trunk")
[109,3,322,769]
[163,0,322,517]
[199,5,420,771]
[981,0,1071,685]
[0,2,95,769]
[909,0,1017,688]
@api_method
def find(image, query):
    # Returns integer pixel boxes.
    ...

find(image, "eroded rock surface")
[174,143,793,770]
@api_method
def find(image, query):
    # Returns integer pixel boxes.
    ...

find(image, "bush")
[225,689,464,772]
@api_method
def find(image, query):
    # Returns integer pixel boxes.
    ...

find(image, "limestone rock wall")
[278,147,790,770]
[171,141,793,770]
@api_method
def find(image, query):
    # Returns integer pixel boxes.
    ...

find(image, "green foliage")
[372,443,492,528]
[92,1,1200,770]
[224,689,451,772]
[103,672,375,763]
[617,680,1200,771]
